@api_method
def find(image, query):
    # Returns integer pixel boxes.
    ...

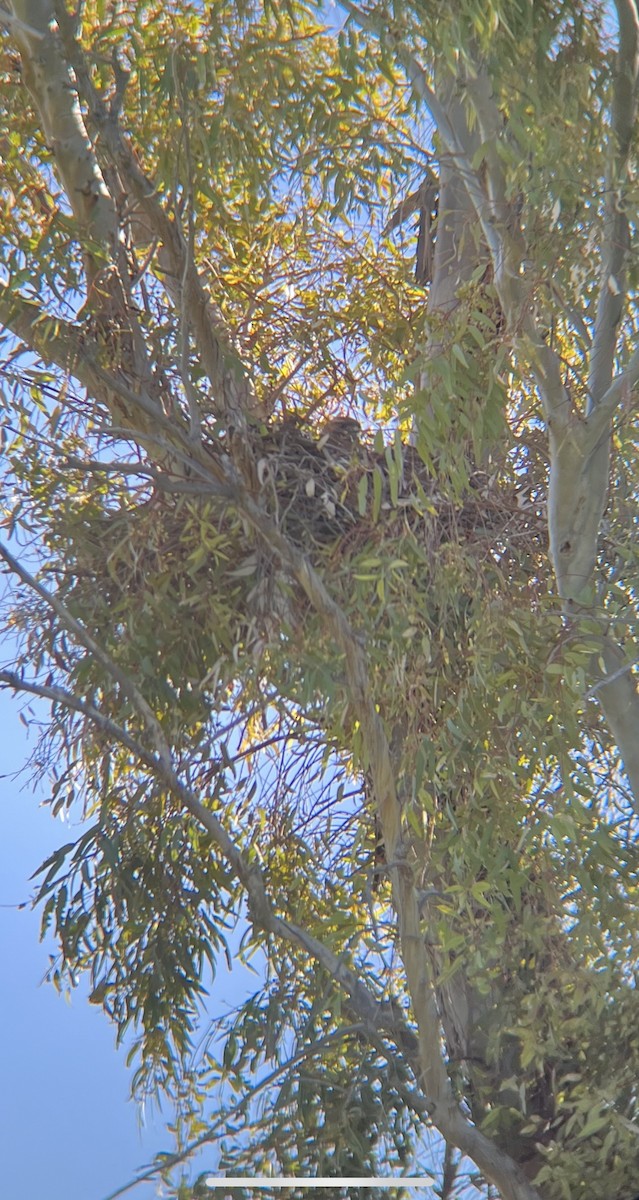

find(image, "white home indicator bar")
[204,1180,433,1189]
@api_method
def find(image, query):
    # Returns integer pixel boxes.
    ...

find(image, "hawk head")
[318,416,362,463]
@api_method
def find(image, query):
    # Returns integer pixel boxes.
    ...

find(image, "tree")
[1,0,639,1197]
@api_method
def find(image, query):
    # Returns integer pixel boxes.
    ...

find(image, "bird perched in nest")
[318,416,362,467]
[256,416,356,541]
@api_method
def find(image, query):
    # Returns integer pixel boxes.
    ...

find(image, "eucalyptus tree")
[1,2,639,1199]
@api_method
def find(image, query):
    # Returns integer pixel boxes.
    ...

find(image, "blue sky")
[0,671,276,1200]
[0,686,167,1200]
[0,682,218,1200]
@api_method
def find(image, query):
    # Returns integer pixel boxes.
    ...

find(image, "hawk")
[318,416,362,467]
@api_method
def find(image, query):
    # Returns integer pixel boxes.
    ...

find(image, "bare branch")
[613,2,639,159]
[586,650,639,699]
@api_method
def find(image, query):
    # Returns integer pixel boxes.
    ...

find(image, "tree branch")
[8,0,118,272]
[591,635,639,809]
[0,286,90,380]
[0,543,172,767]
[100,1024,373,1200]
[190,486,543,1200]
[0,3,44,36]
[341,0,573,433]
[588,0,639,407]
[2,412,540,1198]
[0,667,422,1087]
[0,284,237,487]
[0,670,157,764]
[62,454,232,498]
[5,0,259,433]
[51,0,259,432]
[590,338,639,433]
